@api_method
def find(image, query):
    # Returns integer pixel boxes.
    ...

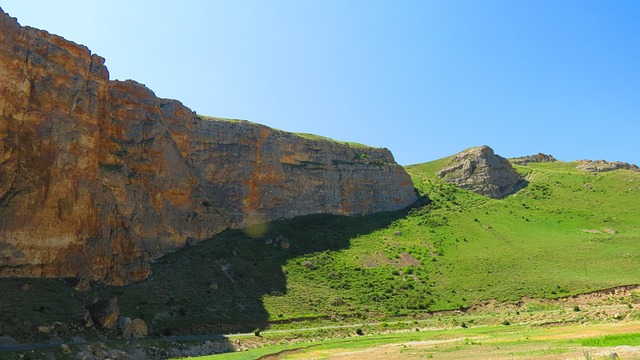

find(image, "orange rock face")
[0,9,416,284]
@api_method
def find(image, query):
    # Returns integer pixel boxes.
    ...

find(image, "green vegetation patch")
[581,332,640,347]
[402,160,640,308]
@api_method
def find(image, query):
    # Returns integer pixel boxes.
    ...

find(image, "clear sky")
[3,1,639,165]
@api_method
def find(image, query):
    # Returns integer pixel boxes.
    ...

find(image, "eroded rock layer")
[510,153,558,165]
[577,160,639,173]
[0,9,416,284]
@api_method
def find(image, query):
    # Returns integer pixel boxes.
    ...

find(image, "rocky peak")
[437,146,526,199]
[510,153,558,165]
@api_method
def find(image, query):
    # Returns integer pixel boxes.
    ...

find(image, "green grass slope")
[257,159,640,320]
[404,159,640,307]
[132,158,640,331]
[1,156,639,340]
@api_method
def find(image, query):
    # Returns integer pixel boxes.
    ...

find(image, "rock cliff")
[437,146,526,199]
[0,9,416,284]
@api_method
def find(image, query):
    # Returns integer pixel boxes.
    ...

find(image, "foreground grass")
[582,332,640,347]
[190,320,640,360]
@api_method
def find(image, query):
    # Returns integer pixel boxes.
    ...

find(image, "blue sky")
[3,1,639,165]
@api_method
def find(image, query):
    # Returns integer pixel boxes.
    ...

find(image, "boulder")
[437,146,526,199]
[79,309,94,327]
[118,317,148,339]
[86,297,120,330]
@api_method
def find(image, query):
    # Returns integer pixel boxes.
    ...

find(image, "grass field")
[189,320,640,360]
[582,332,640,347]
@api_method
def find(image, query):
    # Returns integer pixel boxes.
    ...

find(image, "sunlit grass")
[581,332,640,347]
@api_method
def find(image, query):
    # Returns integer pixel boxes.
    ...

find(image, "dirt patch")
[582,228,617,234]
[293,337,575,360]
[398,252,420,267]
[362,252,420,268]
[301,338,464,360]
[590,345,640,359]
[472,285,640,313]
[535,322,640,341]
[362,251,391,268]
[260,348,306,360]
[276,323,640,360]
[564,284,640,305]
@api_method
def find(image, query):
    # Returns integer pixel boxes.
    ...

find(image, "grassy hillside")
[404,159,640,306]
[118,158,640,332]
[1,156,640,341]
[257,159,640,321]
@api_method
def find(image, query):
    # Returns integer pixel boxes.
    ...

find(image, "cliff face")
[0,9,416,284]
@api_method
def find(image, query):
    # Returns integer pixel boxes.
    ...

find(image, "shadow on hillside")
[96,200,425,337]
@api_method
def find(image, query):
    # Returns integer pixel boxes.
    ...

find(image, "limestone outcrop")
[0,9,416,284]
[437,146,526,199]
[510,153,558,165]
[577,160,639,173]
